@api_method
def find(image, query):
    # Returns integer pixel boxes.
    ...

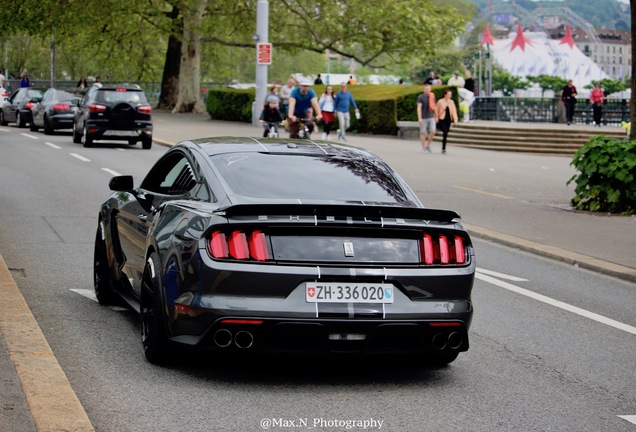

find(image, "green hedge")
[568,136,636,214]
[206,84,460,135]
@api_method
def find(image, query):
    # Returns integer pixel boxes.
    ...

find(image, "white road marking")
[0,127,10,131]
[45,142,61,149]
[21,133,39,140]
[70,289,97,302]
[69,153,90,162]
[618,415,636,425]
[69,289,127,311]
[476,272,636,336]
[101,168,122,177]
[477,268,528,282]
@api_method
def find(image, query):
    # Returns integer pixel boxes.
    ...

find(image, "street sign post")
[257,43,272,65]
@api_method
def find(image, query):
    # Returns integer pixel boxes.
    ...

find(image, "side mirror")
[109,175,134,191]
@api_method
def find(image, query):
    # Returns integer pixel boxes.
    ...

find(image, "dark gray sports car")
[95,137,475,365]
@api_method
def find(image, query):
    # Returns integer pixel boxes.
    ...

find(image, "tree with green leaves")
[492,70,529,96]
[525,75,568,97]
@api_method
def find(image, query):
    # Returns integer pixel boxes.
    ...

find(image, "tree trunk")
[630,0,636,140]
[157,34,182,110]
[172,0,208,114]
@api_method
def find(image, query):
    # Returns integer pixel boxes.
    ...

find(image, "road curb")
[465,223,636,283]
[0,254,94,432]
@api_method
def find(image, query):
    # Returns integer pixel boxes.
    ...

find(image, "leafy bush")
[568,136,636,214]
[207,89,253,122]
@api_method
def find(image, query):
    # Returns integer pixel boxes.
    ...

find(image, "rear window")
[96,89,147,104]
[210,152,410,204]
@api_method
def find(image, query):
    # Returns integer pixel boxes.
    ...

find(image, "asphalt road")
[1,124,635,431]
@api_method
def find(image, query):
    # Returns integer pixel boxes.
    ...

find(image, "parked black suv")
[72,84,153,149]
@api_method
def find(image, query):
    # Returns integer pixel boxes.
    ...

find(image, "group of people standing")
[259,77,359,140]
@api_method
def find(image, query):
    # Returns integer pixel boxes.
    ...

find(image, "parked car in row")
[0,88,44,127]
[30,88,81,134]
[95,138,475,365]
[73,83,153,149]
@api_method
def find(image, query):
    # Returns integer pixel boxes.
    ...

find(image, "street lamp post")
[252,0,269,126]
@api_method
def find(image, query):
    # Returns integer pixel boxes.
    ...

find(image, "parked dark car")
[0,88,44,127]
[95,138,475,365]
[72,83,152,148]
[30,88,81,134]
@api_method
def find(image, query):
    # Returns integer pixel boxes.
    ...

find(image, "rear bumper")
[171,317,471,355]
[86,120,153,141]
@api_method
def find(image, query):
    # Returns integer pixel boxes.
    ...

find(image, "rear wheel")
[140,252,171,364]
[43,116,53,135]
[82,124,93,147]
[94,221,119,305]
[141,136,152,150]
[16,111,25,128]
[0,110,6,126]
[72,122,82,143]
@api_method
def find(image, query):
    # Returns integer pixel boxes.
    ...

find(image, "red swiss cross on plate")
[307,287,315,297]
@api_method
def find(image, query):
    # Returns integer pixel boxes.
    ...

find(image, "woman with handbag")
[435,89,459,154]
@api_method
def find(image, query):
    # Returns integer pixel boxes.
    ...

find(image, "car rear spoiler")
[217,203,461,223]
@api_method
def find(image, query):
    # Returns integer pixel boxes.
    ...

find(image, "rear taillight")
[53,103,70,110]
[25,101,34,110]
[89,103,107,113]
[420,233,466,265]
[137,104,152,114]
[208,230,271,261]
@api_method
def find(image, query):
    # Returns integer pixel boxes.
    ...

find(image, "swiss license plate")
[105,130,138,136]
[305,282,394,304]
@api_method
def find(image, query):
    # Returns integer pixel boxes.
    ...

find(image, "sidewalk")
[152,111,636,282]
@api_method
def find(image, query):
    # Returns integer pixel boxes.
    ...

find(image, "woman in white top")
[318,85,336,140]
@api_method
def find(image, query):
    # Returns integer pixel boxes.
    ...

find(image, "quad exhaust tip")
[432,332,463,351]
[213,329,232,348]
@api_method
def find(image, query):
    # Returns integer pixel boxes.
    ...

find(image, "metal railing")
[472,96,631,125]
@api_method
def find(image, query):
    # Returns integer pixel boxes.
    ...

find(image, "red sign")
[257,43,272,65]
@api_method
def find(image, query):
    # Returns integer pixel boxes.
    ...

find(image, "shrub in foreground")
[568,136,636,214]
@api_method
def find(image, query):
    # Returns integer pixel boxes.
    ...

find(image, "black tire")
[43,116,53,135]
[93,221,119,305]
[16,111,25,128]
[72,122,82,143]
[140,252,171,364]
[0,110,6,126]
[141,136,152,150]
[82,124,93,147]
[425,352,459,368]
[30,119,38,132]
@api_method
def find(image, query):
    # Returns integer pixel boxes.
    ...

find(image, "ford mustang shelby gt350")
[94,137,475,365]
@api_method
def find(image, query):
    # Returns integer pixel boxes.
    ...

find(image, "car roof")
[92,83,144,91]
[183,137,378,159]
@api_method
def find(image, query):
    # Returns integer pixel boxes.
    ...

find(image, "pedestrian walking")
[417,84,437,153]
[318,85,336,140]
[347,75,357,85]
[562,79,577,125]
[334,82,359,142]
[279,78,295,118]
[314,74,324,85]
[435,89,458,154]
[590,82,605,127]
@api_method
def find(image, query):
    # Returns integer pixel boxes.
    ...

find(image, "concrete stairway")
[397,121,626,155]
